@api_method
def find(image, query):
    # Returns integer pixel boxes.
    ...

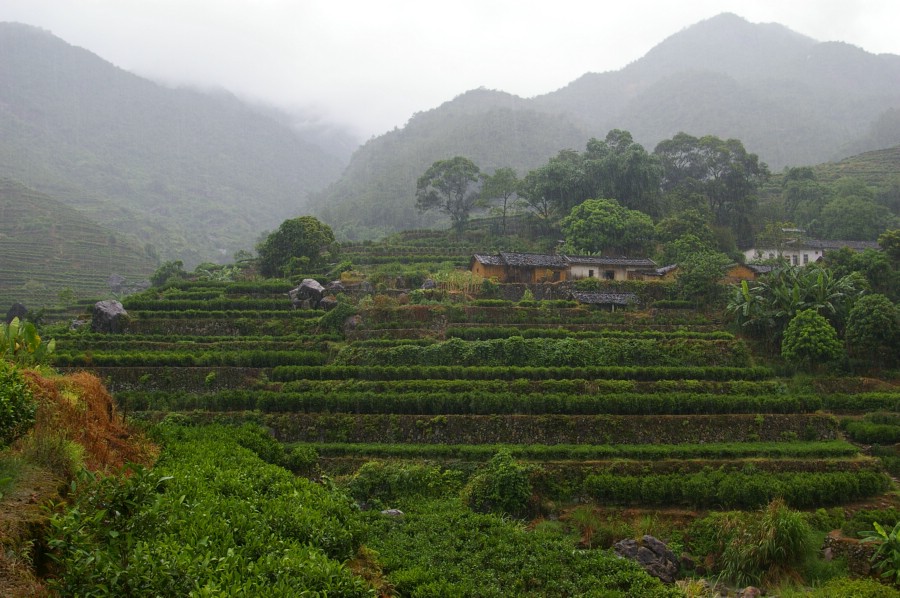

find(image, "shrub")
[346,461,462,505]
[462,449,532,518]
[719,499,812,586]
[781,309,843,371]
[0,360,36,445]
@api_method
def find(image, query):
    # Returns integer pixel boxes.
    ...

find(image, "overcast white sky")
[2,0,898,139]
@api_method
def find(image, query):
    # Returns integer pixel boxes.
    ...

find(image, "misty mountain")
[311,13,900,236]
[0,22,349,265]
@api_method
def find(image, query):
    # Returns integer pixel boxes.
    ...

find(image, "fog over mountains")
[310,13,900,237]
[1,13,899,257]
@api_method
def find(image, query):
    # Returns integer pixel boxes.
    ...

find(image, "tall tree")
[481,167,519,233]
[584,130,663,216]
[560,198,654,255]
[415,156,481,235]
[655,133,768,244]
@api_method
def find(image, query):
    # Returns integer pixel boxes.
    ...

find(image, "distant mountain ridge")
[310,13,900,236]
[0,22,349,265]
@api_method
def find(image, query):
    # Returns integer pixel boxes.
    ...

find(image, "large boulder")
[324,280,346,293]
[91,300,129,333]
[6,302,27,324]
[614,535,679,584]
[289,279,325,309]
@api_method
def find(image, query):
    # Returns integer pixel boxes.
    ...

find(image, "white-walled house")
[565,256,657,281]
[743,239,879,266]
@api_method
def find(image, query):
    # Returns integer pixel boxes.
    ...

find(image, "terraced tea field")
[54,278,899,513]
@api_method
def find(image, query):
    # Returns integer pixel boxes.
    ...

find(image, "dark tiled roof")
[803,239,879,251]
[565,255,657,267]
[498,252,568,268]
[570,291,638,305]
[472,253,505,266]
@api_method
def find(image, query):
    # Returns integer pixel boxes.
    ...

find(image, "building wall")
[723,264,757,284]
[569,264,628,281]
[744,247,824,266]
[471,262,506,281]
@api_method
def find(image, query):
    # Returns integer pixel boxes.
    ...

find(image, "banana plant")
[0,317,55,365]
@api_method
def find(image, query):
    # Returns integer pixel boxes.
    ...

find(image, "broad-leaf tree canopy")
[560,198,654,255]
[655,132,768,245]
[256,216,336,278]
[415,156,482,234]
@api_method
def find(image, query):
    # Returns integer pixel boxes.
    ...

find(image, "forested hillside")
[310,13,900,237]
[0,23,347,266]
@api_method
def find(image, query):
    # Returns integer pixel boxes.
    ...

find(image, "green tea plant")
[0,360,36,445]
[462,449,532,518]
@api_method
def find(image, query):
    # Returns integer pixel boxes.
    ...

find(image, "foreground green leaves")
[363,499,681,598]
[47,423,371,597]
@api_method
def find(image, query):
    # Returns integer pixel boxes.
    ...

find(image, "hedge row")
[582,469,890,509]
[184,412,835,445]
[53,350,326,368]
[279,378,787,396]
[118,389,825,416]
[123,317,320,337]
[334,337,752,368]
[126,309,323,320]
[445,326,734,341]
[297,440,860,461]
[123,298,295,311]
[271,365,775,382]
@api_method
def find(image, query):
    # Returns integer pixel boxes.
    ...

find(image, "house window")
[604,270,615,280]
[791,255,798,266]
[803,254,809,264]
[588,269,594,278]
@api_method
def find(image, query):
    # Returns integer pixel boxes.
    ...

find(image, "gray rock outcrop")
[289,279,325,309]
[6,302,27,324]
[614,535,679,584]
[91,300,129,333]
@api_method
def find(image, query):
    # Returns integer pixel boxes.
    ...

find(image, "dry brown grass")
[21,369,158,472]
[0,368,158,595]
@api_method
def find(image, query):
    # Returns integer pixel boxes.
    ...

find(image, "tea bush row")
[258,412,834,445]
[280,377,786,396]
[300,440,859,461]
[123,297,295,311]
[126,309,323,320]
[583,469,890,509]
[362,499,679,598]
[334,336,752,368]
[120,389,824,416]
[47,423,370,596]
[53,349,326,368]
[272,364,774,382]
[445,326,734,341]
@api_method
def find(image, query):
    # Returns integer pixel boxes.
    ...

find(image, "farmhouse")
[743,239,879,266]
[470,252,569,283]
[565,256,657,281]
[471,252,657,283]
